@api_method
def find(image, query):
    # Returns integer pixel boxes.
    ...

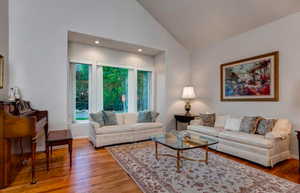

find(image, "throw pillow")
[239,116,260,134]
[89,112,104,126]
[150,111,160,122]
[198,113,215,127]
[224,117,242,131]
[102,111,118,126]
[256,118,277,135]
[138,111,153,123]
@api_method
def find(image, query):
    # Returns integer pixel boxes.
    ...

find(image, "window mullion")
[128,69,137,112]
[71,64,76,122]
[97,66,103,111]
[88,65,94,113]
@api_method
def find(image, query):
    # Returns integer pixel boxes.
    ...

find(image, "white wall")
[0,0,9,96]
[9,0,190,135]
[68,42,155,69]
[191,12,300,158]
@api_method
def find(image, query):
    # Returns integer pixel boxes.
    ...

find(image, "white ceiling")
[138,0,300,50]
[68,31,162,56]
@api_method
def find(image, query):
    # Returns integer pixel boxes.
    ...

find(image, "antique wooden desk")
[0,100,48,188]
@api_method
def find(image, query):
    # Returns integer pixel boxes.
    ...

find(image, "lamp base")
[184,101,191,116]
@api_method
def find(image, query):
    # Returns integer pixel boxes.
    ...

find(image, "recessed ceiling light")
[138,48,143,52]
[94,40,100,44]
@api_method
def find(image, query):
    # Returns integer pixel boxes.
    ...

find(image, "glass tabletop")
[151,131,218,150]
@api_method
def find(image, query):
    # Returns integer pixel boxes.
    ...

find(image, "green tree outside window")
[103,66,128,112]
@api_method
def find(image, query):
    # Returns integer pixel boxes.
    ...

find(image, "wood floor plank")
[0,139,299,193]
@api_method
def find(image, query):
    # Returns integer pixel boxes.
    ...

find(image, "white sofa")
[187,116,291,167]
[89,112,165,148]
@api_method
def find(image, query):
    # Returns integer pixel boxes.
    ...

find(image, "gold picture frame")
[220,51,279,102]
[0,55,4,89]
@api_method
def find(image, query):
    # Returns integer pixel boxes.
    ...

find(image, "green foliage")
[137,71,151,111]
[75,65,151,120]
[103,66,128,112]
[75,64,89,111]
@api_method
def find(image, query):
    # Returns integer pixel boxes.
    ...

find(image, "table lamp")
[182,86,196,116]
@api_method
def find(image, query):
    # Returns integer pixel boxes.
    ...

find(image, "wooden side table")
[174,114,199,130]
[296,130,300,172]
[46,130,73,171]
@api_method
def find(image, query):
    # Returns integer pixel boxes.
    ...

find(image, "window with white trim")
[71,63,153,121]
[73,63,90,120]
[137,70,152,111]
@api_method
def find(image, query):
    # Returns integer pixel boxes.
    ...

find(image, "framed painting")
[220,51,279,101]
[0,55,3,89]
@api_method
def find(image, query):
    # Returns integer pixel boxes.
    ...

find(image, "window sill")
[71,120,90,126]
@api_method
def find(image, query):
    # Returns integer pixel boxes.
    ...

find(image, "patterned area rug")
[107,142,300,193]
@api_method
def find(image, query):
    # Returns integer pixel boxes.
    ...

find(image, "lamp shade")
[182,86,196,99]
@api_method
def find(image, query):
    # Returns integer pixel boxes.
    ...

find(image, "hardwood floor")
[0,139,299,193]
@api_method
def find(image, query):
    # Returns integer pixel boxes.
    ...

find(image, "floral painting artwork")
[221,52,279,101]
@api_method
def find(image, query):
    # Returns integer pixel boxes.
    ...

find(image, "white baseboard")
[291,154,299,160]
[73,136,89,139]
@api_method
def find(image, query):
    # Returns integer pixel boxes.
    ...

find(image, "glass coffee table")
[152,131,218,172]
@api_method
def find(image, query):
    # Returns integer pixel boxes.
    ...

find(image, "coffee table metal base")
[155,142,209,173]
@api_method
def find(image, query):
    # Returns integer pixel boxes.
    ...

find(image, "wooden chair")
[45,129,73,171]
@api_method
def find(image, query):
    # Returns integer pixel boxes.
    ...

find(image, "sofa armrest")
[265,131,290,140]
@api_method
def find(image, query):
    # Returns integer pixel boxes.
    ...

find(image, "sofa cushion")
[133,122,163,130]
[224,117,242,131]
[138,111,153,123]
[150,111,160,122]
[240,116,260,134]
[115,113,124,125]
[219,131,273,149]
[187,125,221,137]
[89,112,104,126]
[124,113,138,125]
[95,125,134,134]
[256,118,277,135]
[102,111,118,126]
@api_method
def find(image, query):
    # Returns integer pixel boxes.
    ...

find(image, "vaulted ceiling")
[138,0,300,50]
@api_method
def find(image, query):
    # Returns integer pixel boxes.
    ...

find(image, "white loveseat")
[89,113,165,148]
[187,115,291,167]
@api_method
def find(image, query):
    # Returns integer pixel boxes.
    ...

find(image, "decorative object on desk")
[221,51,279,101]
[13,87,21,99]
[8,87,21,101]
[8,88,15,101]
[182,86,196,116]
